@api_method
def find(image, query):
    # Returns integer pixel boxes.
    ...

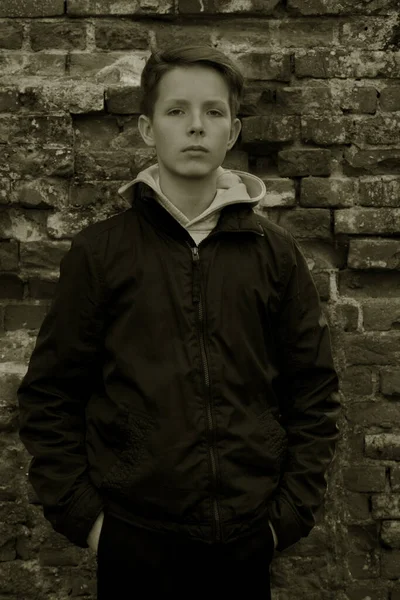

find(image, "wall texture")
[1,1,400,598]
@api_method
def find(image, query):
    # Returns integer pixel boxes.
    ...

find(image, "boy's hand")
[87,510,105,553]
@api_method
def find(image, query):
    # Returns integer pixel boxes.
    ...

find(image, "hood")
[118,163,266,245]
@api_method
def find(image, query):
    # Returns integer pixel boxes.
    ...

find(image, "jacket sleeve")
[267,233,341,552]
[17,233,106,548]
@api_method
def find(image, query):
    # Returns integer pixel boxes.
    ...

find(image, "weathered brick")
[20,240,69,270]
[67,0,173,15]
[354,114,400,145]
[0,275,24,299]
[37,82,104,114]
[344,333,400,365]
[340,86,378,114]
[0,179,10,205]
[0,147,73,179]
[380,369,400,397]
[73,115,121,150]
[28,278,57,299]
[300,177,355,208]
[340,366,373,396]
[75,149,152,180]
[0,88,19,112]
[344,146,400,175]
[278,149,332,176]
[381,521,400,549]
[349,239,400,270]
[155,22,212,49]
[335,208,400,235]
[363,300,400,330]
[275,86,334,115]
[30,20,86,51]
[348,552,380,580]
[296,50,400,79]
[68,52,123,78]
[277,19,335,47]
[366,434,400,460]
[70,181,125,207]
[0,52,66,77]
[346,401,400,428]
[301,116,354,144]
[358,177,400,207]
[0,0,64,17]
[95,20,149,50]
[0,115,73,146]
[339,17,398,49]
[311,271,330,300]
[381,550,400,579]
[11,178,69,209]
[266,208,331,239]
[0,240,18,271]
[259,178,295,207]
[380,86,400,111]
[345,583,388,600]
[72,54,147,86]
[0,22,23,49]
[344,491,371,523]
[4,305,48,331]
[241,116,298,143]
[105,86,141,114]
[235,53,291,82]
[391,466,400,491]
[178,0,280,13]
[330,303,359,332]
[288,0,398,14]
[298,240,347,269]
[339,271,400,299]
[344,466,386,493]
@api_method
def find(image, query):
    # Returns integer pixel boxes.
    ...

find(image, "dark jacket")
[17,165,340,553]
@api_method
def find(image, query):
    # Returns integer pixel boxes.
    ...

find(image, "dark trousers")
[97,510,273,599]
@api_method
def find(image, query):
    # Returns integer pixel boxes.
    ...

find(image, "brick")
[0,0,64,17]
[266,208,331,239]
[346,401,400,427]
[358,177,400,207]
[381,521,400,549]
[70,181,124,207]
[340,366,373,396]
[340,86,378,114]
[295,50,400,79]
[349,240,400,270]
[276,86,334,115]
[288,0,398,15]
[297,240,347,269]
[37,82,104,114]
[4,305,48,331]
[155,22,212,49]
[380,369,400,397]
[344,491,371,523]
[0,147,73,179]
[331,303,359,332]
[391,466,400,491]
[259,178,295,207]
[348,552,380,580]
[11,178,69,209]
[0,275,24,299]
[380,86,400,111]
[0,179,10,205]
[28,278,57,299]
[381,550,400,579]
[300,177,355,208]
[179,0,280,13]
[354,114,400,145]
[339,17,398,49]
[339,271,400,299]
[363,300,400,330]
[277,19,335,47]
[278,149,332,176]
[20,240,69,269]
[68,52,123,78]
[311,272,330,300]
[344,333,400,365]
[0,115,73,146]
[343,466,386,493]
[0,22,23,49]
[0,52,66,77]
[335,208,400,235]
[95,20,149,50]
[30,21,86,51]
[344,146,400,175]
[241,116,298,143]
[0,241,18,271]
[0,88,19,112]
[67,0,173,15]
[347,524,380,553]
[366,434,400,460]
[301,116,354,145]
[105,86,141,114]
[75,149,151,180]
[235,53,291,82]
[74,115,121,150]
[345,583,388,600]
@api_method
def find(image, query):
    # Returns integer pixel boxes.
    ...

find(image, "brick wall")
[0,1,400,598]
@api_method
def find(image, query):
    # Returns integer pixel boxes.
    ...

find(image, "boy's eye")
[168,109,223,116]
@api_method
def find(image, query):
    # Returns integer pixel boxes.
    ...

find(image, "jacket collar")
[132,182,264,243]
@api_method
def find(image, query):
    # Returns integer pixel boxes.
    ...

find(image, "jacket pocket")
[257,408,288,465]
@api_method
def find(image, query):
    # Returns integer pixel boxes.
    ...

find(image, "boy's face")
[138,65,242,182]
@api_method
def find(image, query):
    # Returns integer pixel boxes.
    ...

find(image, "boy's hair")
[139,44,245,122]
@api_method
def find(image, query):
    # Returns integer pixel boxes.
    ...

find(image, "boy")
[17,45,340,598]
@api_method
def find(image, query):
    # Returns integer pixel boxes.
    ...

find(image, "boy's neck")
[158,166,218,221]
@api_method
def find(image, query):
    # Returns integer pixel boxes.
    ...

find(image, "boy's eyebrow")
[164,98,228,107]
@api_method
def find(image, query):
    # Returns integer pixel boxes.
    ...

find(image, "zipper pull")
[192,246,200,261]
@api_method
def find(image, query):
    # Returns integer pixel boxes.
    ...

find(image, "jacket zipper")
[186,241,222,543]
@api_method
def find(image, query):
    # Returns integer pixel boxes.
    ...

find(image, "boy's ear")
[138,114,156,148]
[227,118,242,151]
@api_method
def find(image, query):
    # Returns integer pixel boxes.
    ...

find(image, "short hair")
[139,44,244,121]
